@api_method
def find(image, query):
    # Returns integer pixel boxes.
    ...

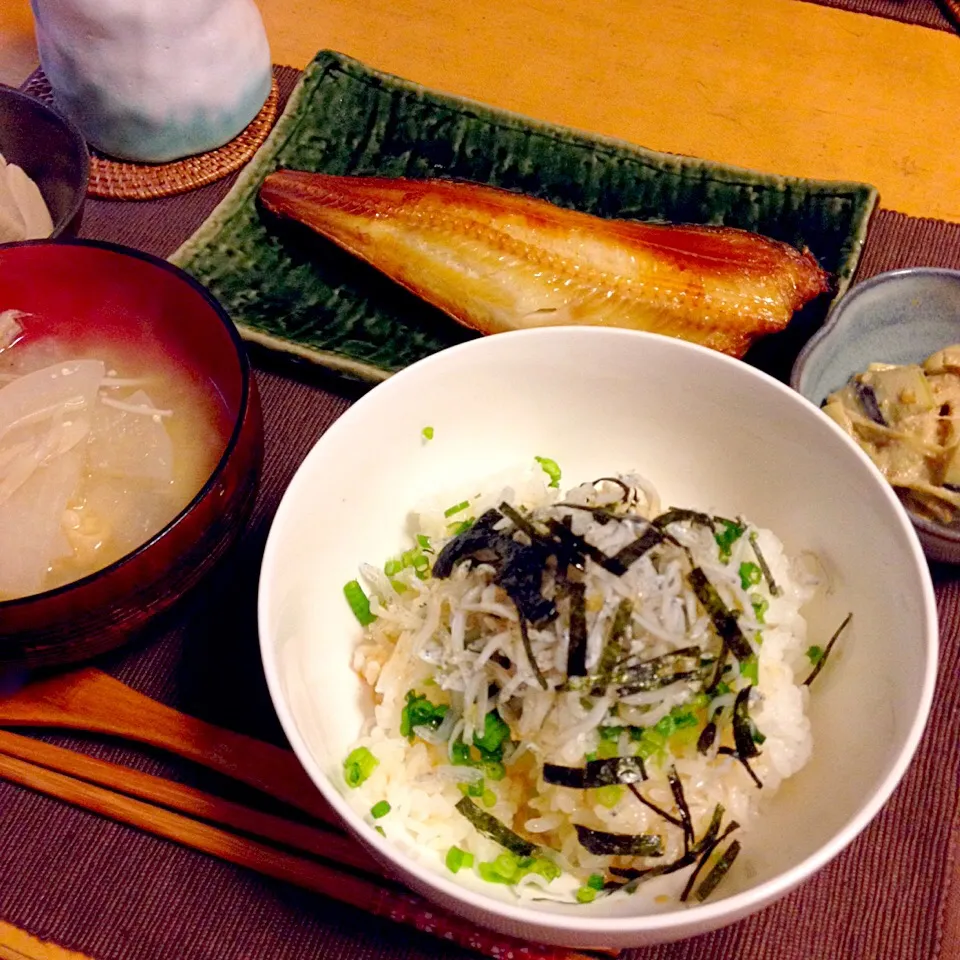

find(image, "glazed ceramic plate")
[171,50,879,383]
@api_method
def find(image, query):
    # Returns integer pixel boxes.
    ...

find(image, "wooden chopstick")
[0,729,381,876]
[0,738,616,960]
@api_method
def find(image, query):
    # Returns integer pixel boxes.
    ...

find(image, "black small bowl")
[0,86,90,237]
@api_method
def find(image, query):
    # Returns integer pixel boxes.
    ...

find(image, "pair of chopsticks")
[0,731,615,960]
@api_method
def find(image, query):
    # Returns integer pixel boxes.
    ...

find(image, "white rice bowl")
[258,328,936,948]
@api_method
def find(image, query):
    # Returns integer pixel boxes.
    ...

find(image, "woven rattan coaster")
[21,70,279,200]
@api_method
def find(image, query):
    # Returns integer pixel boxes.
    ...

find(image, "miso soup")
[0,311,229,600]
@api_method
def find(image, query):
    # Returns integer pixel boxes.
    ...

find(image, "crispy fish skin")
[259,171,830,357]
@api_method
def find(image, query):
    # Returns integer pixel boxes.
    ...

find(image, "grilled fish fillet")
[259,171,830,357]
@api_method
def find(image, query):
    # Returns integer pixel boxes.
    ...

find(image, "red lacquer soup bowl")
[0,240,263,666]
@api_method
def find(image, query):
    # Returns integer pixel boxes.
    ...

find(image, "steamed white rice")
[342,467,820,904]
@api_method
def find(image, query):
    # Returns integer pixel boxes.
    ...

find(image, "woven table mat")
[3,54,960,960]
[801,0,959,31]
[19,72,280,201]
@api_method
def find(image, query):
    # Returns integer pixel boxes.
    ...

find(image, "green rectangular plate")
[171,50,878,384]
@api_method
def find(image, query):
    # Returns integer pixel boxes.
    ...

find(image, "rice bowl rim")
[259,326,938,936]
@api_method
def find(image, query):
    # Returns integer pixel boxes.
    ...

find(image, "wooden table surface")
[2,0,959,221]
[0,2,957,959]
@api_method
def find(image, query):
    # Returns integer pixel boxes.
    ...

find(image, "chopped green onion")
[370,800,391,819]
[594,784,623,808]
[528,858,561,882]
[576,886,598,903]
[599,725,623,743]
[534,455,562,488]
[444,499,471,517]
[806,645,824,665]
[343,580,376,626]
[412,554,430,570]
[751,595,769,623]
[451,738,474,766]
[587,873,606,891]
[422,425,435,440]
[383,559,401,576]
[445,846,473,873]
[417,534,432,551]
[484,761,506,781]
[740,656,759,685]
[595,739,619,760]
[714,520,745,561]
[400,690,449,741]
[474,711,511,756]
[343,747,379,788]
[447,519,473,536]
[738,561,762,590]
[466,778,485,798]
[482,788,498,808]
[478,861,511,884]
[374,825,385,837]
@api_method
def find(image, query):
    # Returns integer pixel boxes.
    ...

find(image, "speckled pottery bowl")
[792,267,960,564]
[30,0,272,162]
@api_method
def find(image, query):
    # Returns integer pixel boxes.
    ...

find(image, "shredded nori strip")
[557,502,620,525]
[546,519,628,576]
[680,821,739,901]
[455,797,536,856]
[432,508,557,624]
[432,509,504,578]
[518,619,548,690]
[593,599,634,687]
[611,805,729,886]
[592,476,634,502]
[668,766,694,853]
[610,526,666,570]
[804,612,853,687]
[854,379,886,426]
[748,531,782,597]
[693,804,725,854]
[566,582,588,677]
[543,757,648,790]
[732,686,760,759]
[608,646,702,692]
[719,746,763,789]
[687,567,754,661]
[574,824,663,857]
[626,782,683,827]
[563,645,701,695]
[654,508,715,529]
[608,852,695,884]
[706,642,727,693]
[498,501,545,543]
[694,838,742,902]
[541,763,586,788]
[697,720,718,755]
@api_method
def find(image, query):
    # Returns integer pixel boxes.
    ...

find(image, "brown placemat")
[2,62,960,960]
[800,0,958,31]
[19,71,279,200]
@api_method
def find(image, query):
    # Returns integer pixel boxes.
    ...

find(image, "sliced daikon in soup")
[0,447,82,597]
[0,328,225,601]
[88,390,174,483]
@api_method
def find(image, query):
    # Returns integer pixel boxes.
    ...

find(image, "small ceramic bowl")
[792,267,960,563]
[259,327,937,949]
[0,240,263,667]
[0,87,90,238]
